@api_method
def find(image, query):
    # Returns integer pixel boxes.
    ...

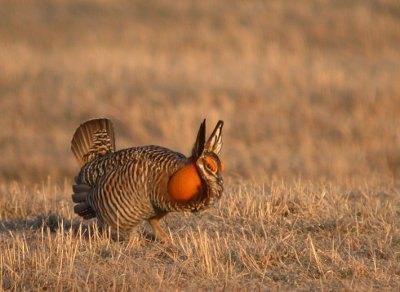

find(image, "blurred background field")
[1,0,400,183]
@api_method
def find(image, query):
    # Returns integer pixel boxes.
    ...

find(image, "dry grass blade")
[0,179,398,290]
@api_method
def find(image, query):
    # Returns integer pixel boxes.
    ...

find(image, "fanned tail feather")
[71,118,115,166]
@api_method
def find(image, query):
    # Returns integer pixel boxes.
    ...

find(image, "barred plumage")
[71,118,224,241]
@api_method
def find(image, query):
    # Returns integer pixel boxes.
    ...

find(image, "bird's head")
[168,119,224,204]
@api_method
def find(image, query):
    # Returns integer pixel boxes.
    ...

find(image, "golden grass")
[1,0,400,290]
[0,178,399,290]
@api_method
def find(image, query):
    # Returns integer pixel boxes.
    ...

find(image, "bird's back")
[77,145,186,187]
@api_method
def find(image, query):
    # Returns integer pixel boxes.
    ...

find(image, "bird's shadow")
[0,213,157,242]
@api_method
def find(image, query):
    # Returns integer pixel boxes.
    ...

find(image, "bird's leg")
[149,216,181,256]
[148,215,170,243]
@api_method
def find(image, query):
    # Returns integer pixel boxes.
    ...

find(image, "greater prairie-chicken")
[71,118,224,241]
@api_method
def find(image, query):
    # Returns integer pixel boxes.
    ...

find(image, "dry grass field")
[0,0,400,290]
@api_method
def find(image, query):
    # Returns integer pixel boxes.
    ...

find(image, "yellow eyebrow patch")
[205,157,218,172]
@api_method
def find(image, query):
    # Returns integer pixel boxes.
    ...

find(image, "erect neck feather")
[167,162,202,202]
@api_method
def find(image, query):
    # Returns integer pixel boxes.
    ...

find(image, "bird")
[71,118,224,242]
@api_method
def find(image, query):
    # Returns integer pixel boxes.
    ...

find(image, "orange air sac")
[168,163,202,201]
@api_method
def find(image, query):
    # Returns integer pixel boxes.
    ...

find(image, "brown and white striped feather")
[71,118,115,167]
[75,146,189,231]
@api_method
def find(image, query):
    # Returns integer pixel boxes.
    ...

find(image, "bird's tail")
[71,118,115,167]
